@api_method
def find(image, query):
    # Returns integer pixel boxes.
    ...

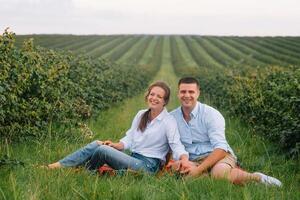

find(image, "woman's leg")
[48,140,102,169]
[86,145,159,173]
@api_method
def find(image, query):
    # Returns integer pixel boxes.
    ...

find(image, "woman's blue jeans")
[59,141,161,174]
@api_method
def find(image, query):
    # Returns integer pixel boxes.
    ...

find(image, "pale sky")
[1,0,300,36]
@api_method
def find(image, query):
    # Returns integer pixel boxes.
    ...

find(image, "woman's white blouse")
[120,108,188,162]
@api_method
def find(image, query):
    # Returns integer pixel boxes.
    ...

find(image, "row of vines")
[170,36,300,157]
[0,29,158,141]
[9,33,300,157]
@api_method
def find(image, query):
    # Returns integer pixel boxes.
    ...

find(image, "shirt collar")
[190,102,200,118]
[155,107,168,121]
[180,102,199,119]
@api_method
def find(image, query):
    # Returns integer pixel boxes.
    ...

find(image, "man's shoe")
[254,172,282,187]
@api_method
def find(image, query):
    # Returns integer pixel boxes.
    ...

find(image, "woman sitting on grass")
[47,81,189,174]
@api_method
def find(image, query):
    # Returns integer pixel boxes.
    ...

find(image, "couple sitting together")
[47,77,282,187]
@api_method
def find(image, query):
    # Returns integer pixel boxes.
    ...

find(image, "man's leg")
[211,163,259,185]
[210,156,281,186]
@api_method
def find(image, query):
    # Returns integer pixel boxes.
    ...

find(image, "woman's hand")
[103,140,124,151]
[167,160,195,172]
[103,140,113,146]
[96,140,103,145]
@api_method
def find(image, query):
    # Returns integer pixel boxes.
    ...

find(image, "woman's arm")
[165,117,189,161]
[103,140,124,151]
[120,110,145,150]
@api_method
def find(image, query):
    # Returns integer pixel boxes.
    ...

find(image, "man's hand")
[181,148,227,177]
[177,154,194,171]
[166,160,195,172]
[180,165,204,177]
[180,159,194,171]
[166,160,181,171]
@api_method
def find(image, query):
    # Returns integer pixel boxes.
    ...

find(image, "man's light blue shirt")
[171,102,235,161]
[120,108,188,162]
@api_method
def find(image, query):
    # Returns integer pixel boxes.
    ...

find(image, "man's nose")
[183,92,189,97]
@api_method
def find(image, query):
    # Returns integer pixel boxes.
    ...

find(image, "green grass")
[1,36,299,200]
[1,100,298,199]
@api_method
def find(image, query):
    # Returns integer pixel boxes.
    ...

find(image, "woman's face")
[147,86,166,111]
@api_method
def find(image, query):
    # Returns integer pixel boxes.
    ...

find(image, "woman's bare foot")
[47,162,62,169]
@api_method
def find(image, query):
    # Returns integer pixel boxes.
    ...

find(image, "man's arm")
[181,148,226,177]
[181,107,229,176]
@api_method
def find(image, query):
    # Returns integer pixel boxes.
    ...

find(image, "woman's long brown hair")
[138,81,170,132]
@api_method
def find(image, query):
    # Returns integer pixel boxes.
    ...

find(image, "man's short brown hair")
[178,77,200,89]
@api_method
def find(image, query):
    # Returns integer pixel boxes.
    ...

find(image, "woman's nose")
[153,95,158,100]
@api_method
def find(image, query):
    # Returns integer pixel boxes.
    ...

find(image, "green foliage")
[168,35,300,157]
[0,29,152,141]
[170,36,200,76]
[1,29,76,139]
[106,37,141,61]
[193,36,237,67]
[0,99,298,200]
[0,155,25,167]
[182,36,222,69]
[197,66,300,157]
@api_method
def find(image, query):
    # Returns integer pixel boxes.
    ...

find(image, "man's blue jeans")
[59,141,161,174]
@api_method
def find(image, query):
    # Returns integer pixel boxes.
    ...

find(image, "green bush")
[0,30,76,139]
[197,67,300,157]
[230,68,300,156]
[0,29,153,141]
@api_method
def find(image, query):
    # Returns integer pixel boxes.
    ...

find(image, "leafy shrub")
[1,30,76,139]
[0,29,153,141]
[196,66,300,157]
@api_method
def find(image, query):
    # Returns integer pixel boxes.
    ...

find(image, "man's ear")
[197,89,200,99]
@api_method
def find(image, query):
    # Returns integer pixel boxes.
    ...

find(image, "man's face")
[178,83,200,110]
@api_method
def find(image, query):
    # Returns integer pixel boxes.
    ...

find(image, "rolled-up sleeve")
[206,110,230,152]
[165,117,189,160]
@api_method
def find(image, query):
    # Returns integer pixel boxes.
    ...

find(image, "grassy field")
[1,35,299,199]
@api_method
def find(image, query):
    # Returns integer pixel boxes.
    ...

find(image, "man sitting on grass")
[170,77,282,187]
